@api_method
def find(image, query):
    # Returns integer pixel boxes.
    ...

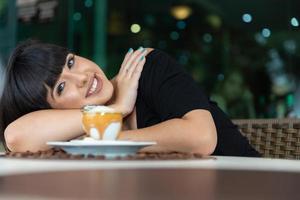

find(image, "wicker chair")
[232,118,300,159]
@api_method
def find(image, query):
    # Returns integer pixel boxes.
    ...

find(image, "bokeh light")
[262,28,271,38]
[203,33,212,43]
[242,13,252,23]
[176,20,186,30]
[73,12,82,21]
[217,74,225,81]
[170,5,192,20]
[84,0,93,8]
[291,17,299,27]
[170,31,180,40]
[130,24,141,33]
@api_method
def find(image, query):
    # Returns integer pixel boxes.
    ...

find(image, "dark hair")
[0,40,70,150]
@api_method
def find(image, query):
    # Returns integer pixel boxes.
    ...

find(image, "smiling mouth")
[86,74,102,97]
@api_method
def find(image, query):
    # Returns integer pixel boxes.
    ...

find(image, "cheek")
[65,92,83,103]
[54,92,84,109]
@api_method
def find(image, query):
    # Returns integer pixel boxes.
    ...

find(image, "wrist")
[109,104,130,117]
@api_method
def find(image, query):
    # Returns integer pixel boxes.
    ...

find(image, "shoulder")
[145,48,154,55]
[145,48,170,60]
[139,48,188,91]
[144,48,186,76]
[138,48,175,97]
[144,48,176,68]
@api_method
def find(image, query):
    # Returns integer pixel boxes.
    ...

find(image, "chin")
[89,81,114,106]
[93,90,114,106]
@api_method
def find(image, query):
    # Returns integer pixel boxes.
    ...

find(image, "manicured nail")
[138,46,144,51]
[128,48,133,53]
[140,56,145,61]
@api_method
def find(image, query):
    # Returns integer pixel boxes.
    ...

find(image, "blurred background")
[1,0,300,121]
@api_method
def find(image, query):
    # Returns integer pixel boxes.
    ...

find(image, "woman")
[0,40,260,156]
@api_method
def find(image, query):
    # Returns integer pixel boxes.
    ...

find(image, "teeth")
[88,78,98,95]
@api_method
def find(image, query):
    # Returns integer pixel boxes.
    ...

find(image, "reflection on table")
[0,156,300,199]
[1,168,299,200]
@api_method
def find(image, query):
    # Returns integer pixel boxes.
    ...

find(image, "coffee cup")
[82,105,123,140]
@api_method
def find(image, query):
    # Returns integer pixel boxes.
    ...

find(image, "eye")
[67,55,75,68]
[56,82,65,96]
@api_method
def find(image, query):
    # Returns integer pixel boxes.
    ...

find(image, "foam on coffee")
[83,105,116,113]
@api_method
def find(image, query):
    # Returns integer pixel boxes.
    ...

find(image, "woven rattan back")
[232,118,300,159]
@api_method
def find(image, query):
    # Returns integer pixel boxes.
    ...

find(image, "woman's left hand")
[109,47,147,117]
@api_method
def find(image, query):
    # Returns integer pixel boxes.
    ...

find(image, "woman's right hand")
[109,47,147,117]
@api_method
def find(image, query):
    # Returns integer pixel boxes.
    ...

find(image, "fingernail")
[138,46,144,51]
[128,48,133,53]
[140,56,145,61]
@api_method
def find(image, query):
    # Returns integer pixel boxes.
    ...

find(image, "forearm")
[119,111,217,155]
[5,109,84,152]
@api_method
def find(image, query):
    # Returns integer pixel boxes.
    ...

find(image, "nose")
[67,71,89,88]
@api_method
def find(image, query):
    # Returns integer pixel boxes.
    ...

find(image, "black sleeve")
[141,50,210,121]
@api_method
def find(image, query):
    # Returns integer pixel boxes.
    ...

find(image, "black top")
[136,50,260,157]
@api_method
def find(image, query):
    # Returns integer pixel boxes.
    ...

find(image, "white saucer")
[46,140,157,158]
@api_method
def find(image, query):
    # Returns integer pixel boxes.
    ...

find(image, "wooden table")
[1,156,300,200]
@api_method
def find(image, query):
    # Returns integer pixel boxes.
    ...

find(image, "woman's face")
[47,54,113,109]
